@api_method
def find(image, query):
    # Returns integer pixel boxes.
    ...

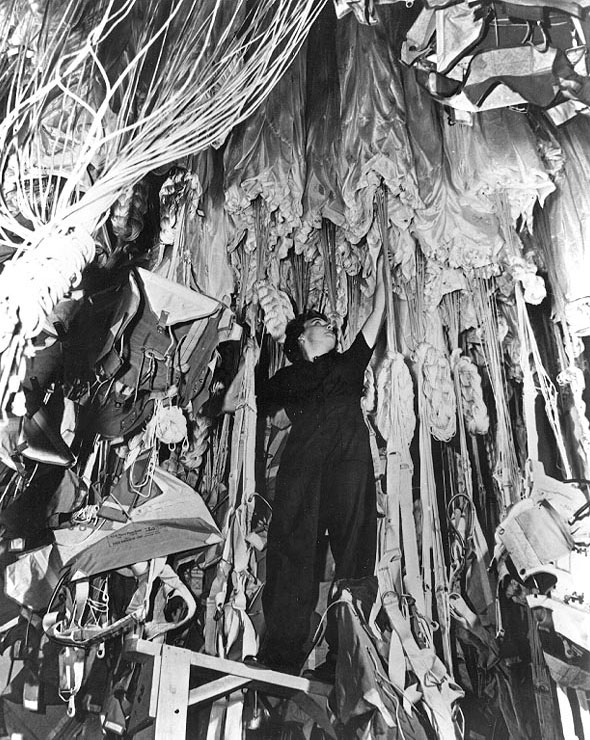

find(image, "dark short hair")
[284,310,327,364]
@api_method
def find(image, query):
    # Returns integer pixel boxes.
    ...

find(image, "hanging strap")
[143,561,197,640]
[205,339,261,660]
[402,8,436,66]
[376,187,423,591]
[58,645,86,717]
[526,605,562,739]
[516,284,572,477]
[416,345,451,656]
[556,322,590,476]
[377,562,464,740]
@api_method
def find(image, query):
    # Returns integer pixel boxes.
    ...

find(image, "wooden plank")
[125,636,161,661]
[125,637,332,697]
[188,676,251,707]
[127,651,162,737]
[152,645,191,740]
[188,652,332,697]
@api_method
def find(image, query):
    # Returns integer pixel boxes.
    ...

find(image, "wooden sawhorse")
[124,637,335,739]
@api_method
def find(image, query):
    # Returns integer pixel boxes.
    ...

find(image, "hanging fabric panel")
[335,6,421,243]
[296,10,345,252]
[187,167,236,303]
[440,111,551,277]
[534,114,590,336]
[224,51,307,256]
[446,108,555,228]
[403,67,503,277]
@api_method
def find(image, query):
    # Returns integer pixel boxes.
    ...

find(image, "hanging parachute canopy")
[188,171,237,303]
[296,8,344,253]
[437,107,555,308]
[224,50,307,261]
[336,4,422,245]
[403,65,503,281]
[534,114,590,336]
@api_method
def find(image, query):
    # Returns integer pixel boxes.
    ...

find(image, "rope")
[452,349,489,436]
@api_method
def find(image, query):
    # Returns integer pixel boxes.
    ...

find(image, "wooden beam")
[124,637,335,740]
[187,651,332,697]
[124,637,332,697]
[188,675,251,707]
[125,636,161,661]
[127,651,161,736]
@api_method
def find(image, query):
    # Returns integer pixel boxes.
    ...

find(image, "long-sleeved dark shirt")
[258,332,372,425]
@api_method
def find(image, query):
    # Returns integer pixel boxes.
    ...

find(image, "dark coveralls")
[258,333,377,668]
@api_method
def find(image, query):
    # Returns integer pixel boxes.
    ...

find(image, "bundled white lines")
[0,0,327,410]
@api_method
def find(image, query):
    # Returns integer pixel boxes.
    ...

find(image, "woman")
[249,254,386,676]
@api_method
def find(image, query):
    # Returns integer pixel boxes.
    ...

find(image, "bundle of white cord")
[361,364,376,414]
[157,168,200,247]
[415,342,456,443]
[180,415,212,472]
[508,260,546,306]
[110,180,150,245]
[0,0,325,411]
[451,349,489,436]
[375,351,416,449]
[0,229,94,354]
[253,280,294,344]
[335,266,348,328]
[154,403,187,445]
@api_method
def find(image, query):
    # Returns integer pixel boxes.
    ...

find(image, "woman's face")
[299,316,336,360]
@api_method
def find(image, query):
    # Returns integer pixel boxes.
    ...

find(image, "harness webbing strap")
[377,562,463,740]
[526,606,563,739]
[416,351,452,668]
[516,285,572,477]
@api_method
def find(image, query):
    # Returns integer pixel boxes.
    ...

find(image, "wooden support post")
[124,638,334,739]
[127,649,161,736]
[152,645,192,740]
[188,675,251,707]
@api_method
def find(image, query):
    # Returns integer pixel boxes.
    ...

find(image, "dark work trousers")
[261,400,377,668]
